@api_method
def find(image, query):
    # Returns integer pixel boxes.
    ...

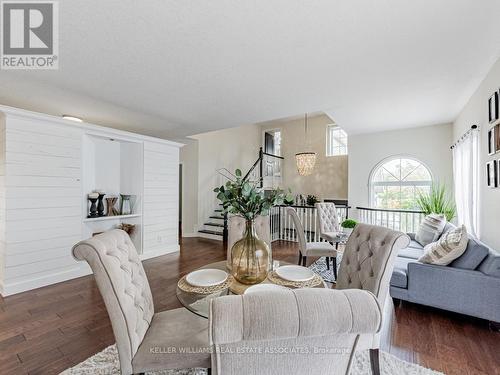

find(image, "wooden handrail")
[356,206,424,214]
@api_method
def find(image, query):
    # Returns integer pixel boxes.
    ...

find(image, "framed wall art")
[489,91,499,124]
[486,160,498,188]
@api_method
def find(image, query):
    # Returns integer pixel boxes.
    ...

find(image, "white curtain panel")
[452,130,479,238]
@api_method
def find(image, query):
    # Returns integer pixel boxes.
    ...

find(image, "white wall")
[453,57,500,249]
[179,139,199,236]
[348,123,453,218]
[260,114,348,200]
[192,124,261,230]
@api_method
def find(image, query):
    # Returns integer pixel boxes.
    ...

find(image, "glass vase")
[231,219,270,285]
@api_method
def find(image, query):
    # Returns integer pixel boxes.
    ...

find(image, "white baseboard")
[1,264,92,297]
[197,232,223,241]
[181,232,199,238]
[140,244,180,260]
[1,245,180,296]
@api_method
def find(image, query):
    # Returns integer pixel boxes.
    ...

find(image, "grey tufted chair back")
[209,288,381,375]
[227,215,271,268]
[72,230,154,375]
[315,202,340,236]
[286,207,307,253]
[336,223,410,305]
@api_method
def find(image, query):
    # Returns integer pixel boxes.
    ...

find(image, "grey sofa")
[390,223,500,324]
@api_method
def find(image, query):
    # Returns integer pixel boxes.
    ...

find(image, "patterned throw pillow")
[419,225,468,265]
[415,214,447,247]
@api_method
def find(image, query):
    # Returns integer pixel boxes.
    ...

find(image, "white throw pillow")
[415,213,447,247]
[419,225,468,265]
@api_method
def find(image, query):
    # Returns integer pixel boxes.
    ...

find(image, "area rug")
[308,254,342,283]
[59,344,443,375]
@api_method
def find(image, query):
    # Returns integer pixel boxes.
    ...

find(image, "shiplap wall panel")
[3,117,84,295]
[143,141,179,254]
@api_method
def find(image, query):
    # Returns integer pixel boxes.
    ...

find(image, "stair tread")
[209,215,224,219]
[199,229,223,236]
[205,222,224,227]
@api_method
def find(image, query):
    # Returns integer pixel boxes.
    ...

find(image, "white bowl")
[185,269,228,287]
[244,284,289,294]
[275,265,315,282]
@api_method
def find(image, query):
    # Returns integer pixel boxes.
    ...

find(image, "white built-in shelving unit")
[0,105,182,296]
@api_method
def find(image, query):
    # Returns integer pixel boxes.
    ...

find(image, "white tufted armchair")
[72,229,211,375]
[315,202,342,242]
[336,223,410,375]
[209,288,382,375]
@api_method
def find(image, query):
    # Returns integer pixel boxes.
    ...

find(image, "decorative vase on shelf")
[106,197,119,216]
[88,195,99,218]
[230,219,270,285]
[120,194,132,215]
[97,193,105,216]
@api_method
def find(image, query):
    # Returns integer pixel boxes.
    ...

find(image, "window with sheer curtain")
[370,157,433,209]
[326,125,348,156]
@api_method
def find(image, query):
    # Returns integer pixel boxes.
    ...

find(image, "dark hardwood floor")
[0,238,498,375]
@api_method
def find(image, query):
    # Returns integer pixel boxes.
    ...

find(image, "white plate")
[185,269,228,287]
[275,265,315,282]
[244,284,289,294]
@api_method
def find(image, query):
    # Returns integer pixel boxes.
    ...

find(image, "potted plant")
[416,183,456,221]
[214,169,291,285]
[306,194,318,206]
[341,219,357,236]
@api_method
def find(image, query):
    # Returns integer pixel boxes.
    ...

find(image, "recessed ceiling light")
[62,115,83,122]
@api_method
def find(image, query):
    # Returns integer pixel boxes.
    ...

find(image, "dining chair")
[209,288,382,375]
[72,229,211,375]
[227,215,271,268]
[336,223,410,375]
[315,202,342,243]
[286,207,338,278]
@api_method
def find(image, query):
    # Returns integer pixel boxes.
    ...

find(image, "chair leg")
[302,256,307,267]
[298,252,303,265]
[325,257,330,270]
[332,257,337,280]
[369,348,380,375]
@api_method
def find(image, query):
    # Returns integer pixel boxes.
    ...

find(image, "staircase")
[198,206,226,239]
[197,147,283,241]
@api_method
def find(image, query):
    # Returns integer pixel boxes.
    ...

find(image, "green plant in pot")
[214,169,290,285]
[341,219,357,236]
[416,183,456,221]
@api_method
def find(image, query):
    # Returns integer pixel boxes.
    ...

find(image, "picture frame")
[489,91,499,124]
[486,160,498,188]
[488,126,496,155]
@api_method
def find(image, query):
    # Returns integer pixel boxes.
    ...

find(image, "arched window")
[370,157,432,209]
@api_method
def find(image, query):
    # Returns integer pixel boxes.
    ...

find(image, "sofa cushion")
[415,214,447,247]
[390,257,417,288]
[441,222,457,237]
[398,247,424,260]
[408,240,424,249]
[477,248,500,278]
[450,236,489,270]
[419,225,468,266]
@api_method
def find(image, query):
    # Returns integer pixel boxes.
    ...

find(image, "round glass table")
[176,260,327,319]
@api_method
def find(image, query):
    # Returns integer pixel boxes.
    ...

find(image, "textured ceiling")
[0,0,499,139]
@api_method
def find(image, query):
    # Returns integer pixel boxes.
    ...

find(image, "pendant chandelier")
[295,113,317,176]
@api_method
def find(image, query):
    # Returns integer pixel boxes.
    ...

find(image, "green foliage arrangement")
[416,183,456,221]
[214,169,292,221]
[341,219,357,229]
[306,195,318,206]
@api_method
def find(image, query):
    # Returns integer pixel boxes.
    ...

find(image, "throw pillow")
[415,214,447,247]
[418,225,468,265]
